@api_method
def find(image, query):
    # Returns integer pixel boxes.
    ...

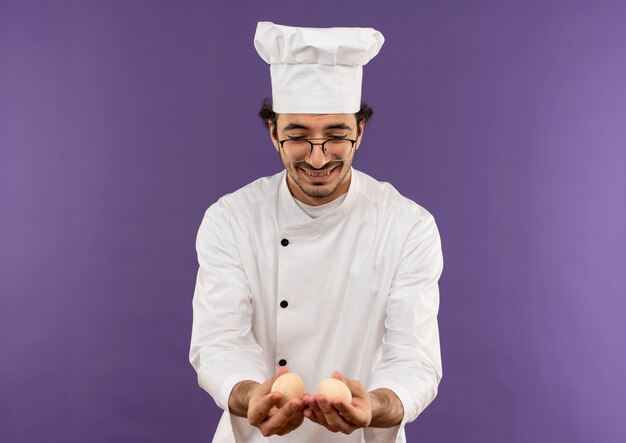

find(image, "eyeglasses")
[277,138,357,162]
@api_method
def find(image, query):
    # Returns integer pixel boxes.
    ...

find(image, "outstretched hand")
[246,367,305,437]
[302,372,372,434]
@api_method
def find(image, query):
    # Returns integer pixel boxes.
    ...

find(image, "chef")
[190,21,444,443]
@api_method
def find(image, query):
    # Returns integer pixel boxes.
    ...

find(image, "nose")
[306,143,331,169]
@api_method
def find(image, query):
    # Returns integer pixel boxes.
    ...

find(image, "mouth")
[300,167,336,178]
[298,165,338,182]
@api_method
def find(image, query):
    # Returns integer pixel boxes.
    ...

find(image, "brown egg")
[271,372,305,407]
[317,378,352,404]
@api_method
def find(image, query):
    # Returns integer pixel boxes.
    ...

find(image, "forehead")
[276,113,356,130]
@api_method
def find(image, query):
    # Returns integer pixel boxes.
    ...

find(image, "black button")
[278,359,287,366]
[280,300,288,308]
[281,238,289,247]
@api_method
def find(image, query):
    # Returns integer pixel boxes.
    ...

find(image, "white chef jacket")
[190,168,443,443]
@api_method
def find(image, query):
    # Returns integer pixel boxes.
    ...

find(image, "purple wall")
[2,1,625,442]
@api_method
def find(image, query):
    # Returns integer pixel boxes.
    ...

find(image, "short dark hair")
[258,98,373,139]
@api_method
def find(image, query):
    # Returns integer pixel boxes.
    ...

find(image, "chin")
[286,162,351,201]
[302,186,336,199]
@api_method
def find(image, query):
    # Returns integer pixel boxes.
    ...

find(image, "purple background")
[2,1,625,442]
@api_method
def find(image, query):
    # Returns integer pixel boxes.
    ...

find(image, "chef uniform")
[190,22,444,443]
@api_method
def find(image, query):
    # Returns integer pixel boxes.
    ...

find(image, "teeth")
[303,168,333,177]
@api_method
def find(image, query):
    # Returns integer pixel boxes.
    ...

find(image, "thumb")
[332,372,365,398]
[331,371,346,382]
[273,366,289,383]
[260,366,290,394]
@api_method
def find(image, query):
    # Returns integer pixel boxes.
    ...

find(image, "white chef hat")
[254,21,385,114]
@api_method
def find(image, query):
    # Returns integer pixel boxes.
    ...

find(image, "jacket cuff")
[217,372,266,411]
[365,381,415,443]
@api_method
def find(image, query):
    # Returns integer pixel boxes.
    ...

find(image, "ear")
[355,120,365,151]
[269,120,280,151]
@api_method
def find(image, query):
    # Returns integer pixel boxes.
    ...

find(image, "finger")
[248,392,282,426]
[256,368,288,397]
[317,395,342,419]
[344,379,367,399]
[302,397,311,412]
[267,366,290,387]
[252,368,292,417]
[329,372,365,405]
[332,399,368,427]
[330,372,364,395]
[258,400,302,437]
[303,394,321,416]
[308,398,327,426]
[277,403,306,436]
[317,396,355,433]
[276,366,290,378]
[331,371,344,381]
[303,406,314,420]
[267,405,279,418]
[266,367,291,404]
[266,366,289,392]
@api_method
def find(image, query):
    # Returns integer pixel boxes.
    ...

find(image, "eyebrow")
[282,122,353,131]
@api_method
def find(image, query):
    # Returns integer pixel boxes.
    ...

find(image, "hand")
[245,367,305,437]
[302,372,372,434]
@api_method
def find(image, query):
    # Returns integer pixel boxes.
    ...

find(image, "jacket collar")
[278,168,360,232]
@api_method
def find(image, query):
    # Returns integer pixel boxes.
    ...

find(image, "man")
[190,22,443,442]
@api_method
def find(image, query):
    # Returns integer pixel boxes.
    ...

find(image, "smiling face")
[269,114,364,206]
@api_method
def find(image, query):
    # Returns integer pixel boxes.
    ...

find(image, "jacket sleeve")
[365,212,443,443]
[189,204,267,411]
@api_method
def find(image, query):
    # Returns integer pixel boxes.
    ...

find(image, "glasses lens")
[282,139,353,161]
[282,140,310,161]
[325,139,353,160]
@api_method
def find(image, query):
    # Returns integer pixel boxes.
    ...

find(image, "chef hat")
[254,21,384,114]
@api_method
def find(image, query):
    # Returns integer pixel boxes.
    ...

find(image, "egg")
[317,378,352,404]
[271,372,305,407]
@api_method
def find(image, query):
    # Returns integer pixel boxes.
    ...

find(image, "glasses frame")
[277,137,358,162]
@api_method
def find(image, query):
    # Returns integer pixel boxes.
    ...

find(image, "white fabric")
[254,22,385,113]
[294,193,347,219]
[190,169,443,443]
